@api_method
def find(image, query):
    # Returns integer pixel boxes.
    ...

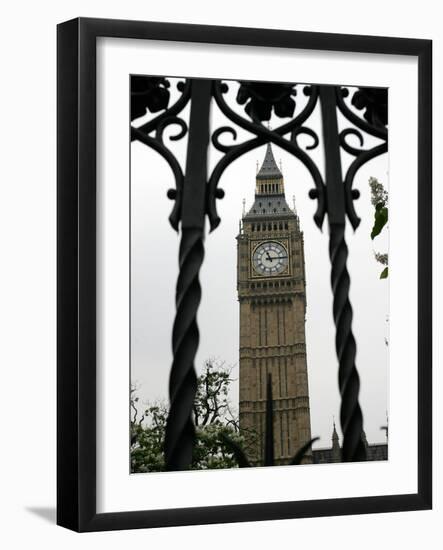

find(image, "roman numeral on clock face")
[252,241,288,276]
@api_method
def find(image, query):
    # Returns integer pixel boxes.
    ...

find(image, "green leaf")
[380,267,388,279]
[371,206,388,240]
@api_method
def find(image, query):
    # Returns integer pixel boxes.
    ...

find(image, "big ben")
[237,144,312,466]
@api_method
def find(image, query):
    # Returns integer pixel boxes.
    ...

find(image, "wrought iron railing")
[220,374,319,467]
[130,76,388,470]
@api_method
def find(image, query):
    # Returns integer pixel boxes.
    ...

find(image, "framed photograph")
[57,17,432,532]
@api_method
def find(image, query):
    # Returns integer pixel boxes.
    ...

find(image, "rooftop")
[244,143,295,220]
[256,143,283,181]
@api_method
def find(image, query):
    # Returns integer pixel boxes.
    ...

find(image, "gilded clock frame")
[249,238,291,279]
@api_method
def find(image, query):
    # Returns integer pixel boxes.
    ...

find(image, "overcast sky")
[131,80,389,452]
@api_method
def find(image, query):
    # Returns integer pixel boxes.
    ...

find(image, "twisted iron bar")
[329,224,366,462]
[164,227,204,470]
[164,79,212,471]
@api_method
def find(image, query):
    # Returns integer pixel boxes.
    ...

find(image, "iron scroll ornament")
[130,77,388,469]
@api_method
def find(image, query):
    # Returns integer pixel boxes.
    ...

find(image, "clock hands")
[265,251,288,263]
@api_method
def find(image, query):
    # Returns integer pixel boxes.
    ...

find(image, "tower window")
[284,222,288,229]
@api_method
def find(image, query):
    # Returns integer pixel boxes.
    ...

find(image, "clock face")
[252,241,289,276]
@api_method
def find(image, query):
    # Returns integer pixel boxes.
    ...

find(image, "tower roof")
[256,143,283,180]
[244,195,293,219]
[244,143,295,221]
[332,422,339,442]
[332,421,340,452]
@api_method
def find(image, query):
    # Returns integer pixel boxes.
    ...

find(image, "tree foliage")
[369,177,389,279]
[131,359,255,473]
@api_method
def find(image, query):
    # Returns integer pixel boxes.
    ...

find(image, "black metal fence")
[131,77,388,470]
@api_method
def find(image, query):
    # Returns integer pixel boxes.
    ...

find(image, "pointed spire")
[256,144,283,181]
[332,419,339,445]
[244,144,295,220]
[332,419,341,462]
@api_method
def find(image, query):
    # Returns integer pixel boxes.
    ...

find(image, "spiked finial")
[332,417,339,442]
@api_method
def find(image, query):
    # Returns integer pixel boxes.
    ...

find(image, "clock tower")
[237,144,312,465]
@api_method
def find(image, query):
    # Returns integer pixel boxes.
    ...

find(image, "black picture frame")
[57,17,432,532]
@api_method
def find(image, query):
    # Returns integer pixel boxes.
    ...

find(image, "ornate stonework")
[237,144,312,465]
